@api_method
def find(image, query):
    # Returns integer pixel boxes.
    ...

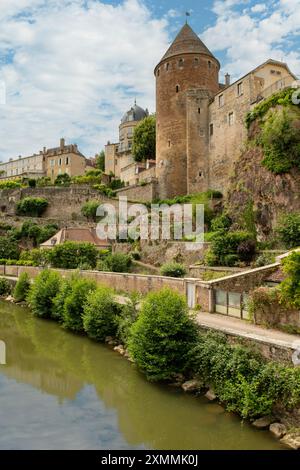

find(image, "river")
[0,301,285,450]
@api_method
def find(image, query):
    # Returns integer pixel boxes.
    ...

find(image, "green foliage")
[128,288,198,381]
[97,252,132,273]
[280,252,300,309]
[160,262,187,278]
[209,231,256,266]
[21,220,58,246]
[95,150,105,171]
[52,277,72,322]
[19,248,49,266]
[223,254,239,267]
[0,236,20,259]
[72,174,102,185]
[204,249,219,267]
[92,184,115,197]
[0,277,11,295]
[132,115,156,162]
[189,331,300,419]
[27,270,61,318]
[109,178,124,190]
[211,214,232,232]
[83,286,120,341]
[241,200,257,237]
[81,201,100,221]
[276,213,300,249]
[254,253,275,267]
[62,277,97,332]
[0,179,22,189]
[245,87,297,128]
[16,197,48,217]
[13,272,31,302]
[260,108,300,174]
[28,179,36,188]
[47,241,98,269]
[36,176,52,187]
[54,173,71,186]
[116,292,140,346]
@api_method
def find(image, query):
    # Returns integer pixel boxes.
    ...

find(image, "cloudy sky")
[0,0,299,161]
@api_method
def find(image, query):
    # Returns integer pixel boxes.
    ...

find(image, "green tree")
[0,236,20,259]
[160,262,186,278]
[27,270,61,318]
[62,277,97,332]
[54,173,71,186]
[13,272,31,302]
[280,251,300,309]
[83,286,120,341]
[47,241,98,269]
[132,115,156,162]
[128,288,198,381]
[277,213,300,249]
[97,252,132,273]
[95,150,105,171]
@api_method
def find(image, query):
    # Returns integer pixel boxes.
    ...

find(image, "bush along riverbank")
[4,269,300,449]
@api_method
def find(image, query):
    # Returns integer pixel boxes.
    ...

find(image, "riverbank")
[2,270,300,449]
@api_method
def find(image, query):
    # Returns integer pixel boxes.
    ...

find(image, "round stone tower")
[155,23,220,198]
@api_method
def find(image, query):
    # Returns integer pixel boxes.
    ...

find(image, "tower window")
[208,60,212,69]
[209,123,214,136]
[199,171,202,177]
[166,63,169,71]
[178,58,184,67]
[168,140,171,148]
[157,69,160,77]
[198,108,201,114]
[176,85,180,93]
[194,58,199,65]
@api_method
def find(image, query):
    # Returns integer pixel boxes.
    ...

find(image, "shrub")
[13,272,31,302]
[81,201,100,221]
[62,277,97,332]
[211,214,232,232]
[28,179,36,188]
[160,262,186,278]
[19,248,49,266]
[116,293,140,346]
[254,253,275,267]
[97,252,132,273]
[83,286,120,341]
[16,197,48,217]
[209,231,256,266]
[0,236,20,259]
[27,270,61,318]
[0,277,11,295]
[204,249,219,266]
[276,213,300,249]
[52,277,72,322]
[36,176,51,187]
[237,239,257,263]
[0,180,22,189]
[128,288,198,381]
[223,254,239,267]
[189,331,300,419]
[54,173,71,186]
[280,252,300,309]
[47,241,98,269]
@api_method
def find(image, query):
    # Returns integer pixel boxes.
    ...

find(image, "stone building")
[154,23,297,199]
[105,102,156,185]
[0,138,90,181]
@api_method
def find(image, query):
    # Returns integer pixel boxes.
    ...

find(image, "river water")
[0,301,285,450]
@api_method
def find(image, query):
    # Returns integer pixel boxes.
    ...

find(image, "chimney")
[60,138,65,150]
[225,73,231,86]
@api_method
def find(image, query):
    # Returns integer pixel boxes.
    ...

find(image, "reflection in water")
[0,301,285,450]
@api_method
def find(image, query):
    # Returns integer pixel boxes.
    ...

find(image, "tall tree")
[95,150,105,171]
[132,115,156,162]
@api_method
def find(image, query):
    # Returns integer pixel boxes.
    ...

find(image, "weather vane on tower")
[185,11,191,24]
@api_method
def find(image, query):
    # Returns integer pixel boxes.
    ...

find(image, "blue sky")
[0,0,299,160]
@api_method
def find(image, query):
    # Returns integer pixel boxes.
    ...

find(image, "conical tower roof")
[159,23,219,66]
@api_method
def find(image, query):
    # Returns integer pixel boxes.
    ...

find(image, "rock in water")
[205,388,217,401]
[280,433,300,450]
[252,416,274,429]
[182,379,203,392]
[269,423,286,439]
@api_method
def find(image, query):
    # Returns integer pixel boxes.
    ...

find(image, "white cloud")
[251,3,267,13]
[202,0,300,81]
[0,0,169,160]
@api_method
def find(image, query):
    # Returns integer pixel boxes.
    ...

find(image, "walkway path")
[195,311,300,350]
